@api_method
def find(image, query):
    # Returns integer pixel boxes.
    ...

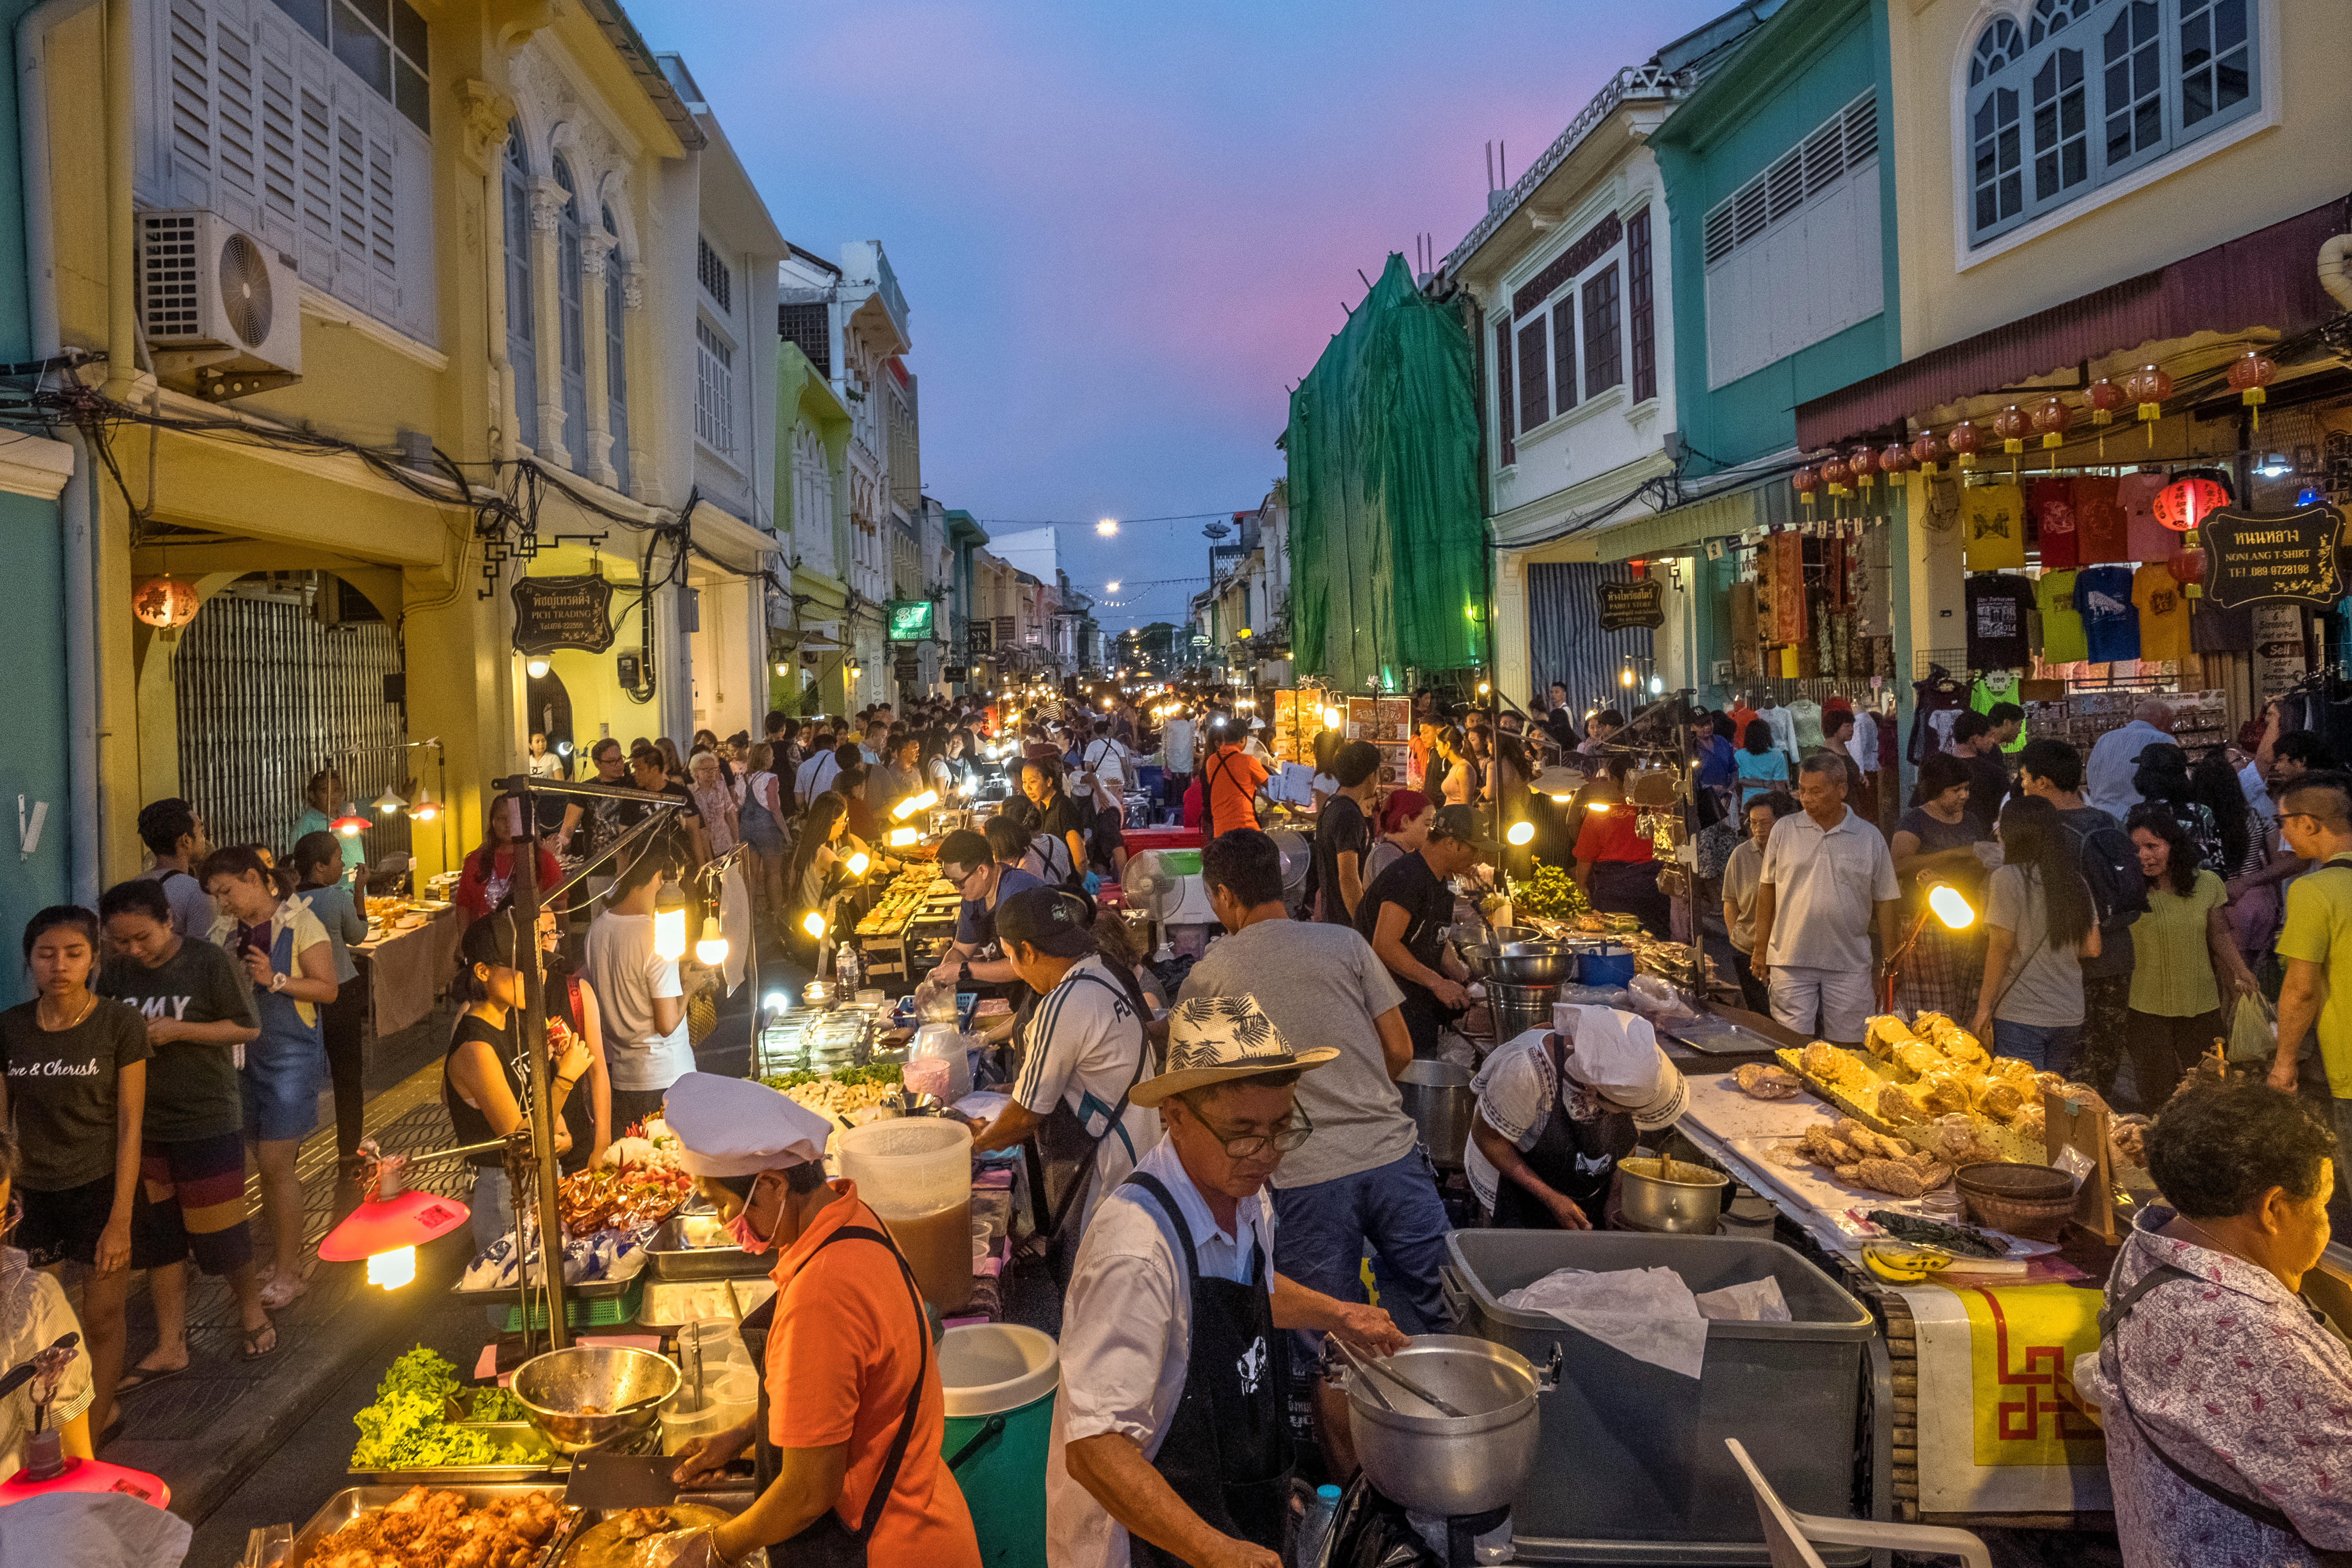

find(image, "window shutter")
[366,111,398,319]
[1626,207,1655,404]
[258,50,299,251]
[1494,320,1514,466]
[166,0,213,210]
[1550,298,1577,417]
[213,16,259,233]
[1516,319,1549,435]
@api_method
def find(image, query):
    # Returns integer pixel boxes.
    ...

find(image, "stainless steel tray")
[290,1484,575,1568]
[452,1269,643,1300]
[647,1215,770,1281]
[1661,1016,1790,1056]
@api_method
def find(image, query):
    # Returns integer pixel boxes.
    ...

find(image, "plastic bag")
[2227,993,2276,1065]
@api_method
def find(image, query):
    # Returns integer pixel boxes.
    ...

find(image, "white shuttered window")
[140,0,436,346]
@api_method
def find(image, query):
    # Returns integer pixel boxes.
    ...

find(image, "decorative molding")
[455,79,516,173]
[0,432,75,501]
[529,178,567,232]
[621,263,647,311]
[579,230,614,275]
[299,283,450,370]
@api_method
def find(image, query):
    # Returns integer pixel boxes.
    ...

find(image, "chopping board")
[562,1503,732,1568]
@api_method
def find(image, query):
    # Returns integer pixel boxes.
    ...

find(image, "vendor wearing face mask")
[656,1074,981,1568]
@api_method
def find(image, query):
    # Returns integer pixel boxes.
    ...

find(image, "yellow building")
[24,0,779,883]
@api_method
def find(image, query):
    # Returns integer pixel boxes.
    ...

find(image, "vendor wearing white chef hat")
[1467,1008,1689,1230]
[647,1073,981,1568]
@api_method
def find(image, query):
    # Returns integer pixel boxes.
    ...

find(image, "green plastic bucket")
[938,1323,1058,1568]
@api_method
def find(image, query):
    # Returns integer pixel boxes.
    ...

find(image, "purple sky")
[638,0,1729,628]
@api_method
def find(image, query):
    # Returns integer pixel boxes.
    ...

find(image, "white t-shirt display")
[584,911,690,1091]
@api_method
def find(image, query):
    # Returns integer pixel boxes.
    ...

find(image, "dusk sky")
[638,0,1733,630]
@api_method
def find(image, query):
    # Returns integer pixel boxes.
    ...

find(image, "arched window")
[794,425,832,575]
[602,203,629,495]
[502,122,537,450]
[1966,0,2261,248]
[553,157,587,471]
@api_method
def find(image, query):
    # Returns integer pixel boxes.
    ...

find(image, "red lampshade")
[319,1187,471,1262]
[330,813,372,837]
[0,1454,171,1510]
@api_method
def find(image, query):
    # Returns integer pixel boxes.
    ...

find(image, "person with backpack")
[1970,797,2103,1071]
[2019,738,2148,1092]
[1072,721,1132,881]
[134,799,214,939]
[1198,718,1270,841]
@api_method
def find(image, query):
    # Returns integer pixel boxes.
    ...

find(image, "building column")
[578,230,616,489]
[528,178,570,469]
[1494,548,1531,707]
[620,263,650,499]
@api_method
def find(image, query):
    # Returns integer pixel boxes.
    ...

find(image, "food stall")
[850,863,963,991]
[356,890,461,1038]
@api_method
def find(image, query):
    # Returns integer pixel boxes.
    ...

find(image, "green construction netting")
[1286,252,1487,693]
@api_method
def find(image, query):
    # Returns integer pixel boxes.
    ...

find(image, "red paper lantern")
[2227,350,2276,429]
[2121,364,2173,447]
[1879,442,1915,482]
[2030,396,2072,445]
[1909,431,1945,476]
[1992,403,2031,454]
[132,575,199,636]
[2085,379,2125,421]
[1792,465,1820,516]
[1946,421,1981,470]
[1820,457,1851,495]
[2170,545,2207,587]
[2153,477,2227,532]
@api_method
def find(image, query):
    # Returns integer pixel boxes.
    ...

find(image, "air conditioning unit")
[136,209,302,399]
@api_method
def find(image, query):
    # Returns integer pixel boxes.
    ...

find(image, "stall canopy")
[1286,253,1487,692]
[1796,194,2352,452]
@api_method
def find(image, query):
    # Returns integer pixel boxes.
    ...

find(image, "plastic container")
[1573,942,1637,989]
[658,1368,760,1455]
[1296,1483,1341,1565]
[1442,1229,1878,1564]
[938,1324,1059,1568]
[834,1118,974,1313]
[909,1022,974,1102]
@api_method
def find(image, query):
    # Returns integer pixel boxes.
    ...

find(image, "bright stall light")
[652,901,688,962]
[410,786,440,822]
[801,911,828,939]
[332,813,370,838]
[373,788,406,816]
[366,1246,418,1290]
[762,992,789,1013]
[1550,793,1572,804]
[1106,580,1122,593]
[1505,821,1535,846]
[696,936,729,966]
[525,656,551,679]
[1320,706,1342,728]
[845,851,871,877]
[886,827,918,846]
[1586,800,1612,814]
[1928,884,1976,930]
[892,791,939,820]
[1096,519,1118,536]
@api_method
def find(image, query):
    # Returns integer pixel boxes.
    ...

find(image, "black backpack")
[2069,814,2149,934]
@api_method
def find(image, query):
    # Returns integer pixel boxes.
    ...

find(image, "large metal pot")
[1487,981,1559,1041]
[1617,1156,1729,1233]
[1343,1335,1554,1518]
[511,1345,679,1453]
[1490,941,1576,985]
[1396,1059,1473,1168]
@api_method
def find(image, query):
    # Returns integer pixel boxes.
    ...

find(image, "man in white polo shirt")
[1749,752,1900,1046]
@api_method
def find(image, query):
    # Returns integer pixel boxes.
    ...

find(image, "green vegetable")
[1509,858,1590,923]
[350,1346,537,1470]
[467,1384,529,1422]
[1868,1209,2006,1259]
[760,1062,903,1093]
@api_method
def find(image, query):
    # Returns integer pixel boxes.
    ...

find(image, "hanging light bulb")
[696,930,729,966]
[1505,821,1534,846]
[331,811,370,838]
[366,1246,418,1290]
[886,826,919,846]
[525,655,551,679]
[892,790,939,820]
[410,786,440,822]
[801,910,828,939]
[1096,519,1118,536]
[1928,883,1976,930]
[845,851,871,878]
[373,787,406,816]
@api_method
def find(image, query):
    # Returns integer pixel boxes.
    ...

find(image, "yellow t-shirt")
[2133,561,2191,665]
[2276,855,2352,1097]
[1962,484,2026,570]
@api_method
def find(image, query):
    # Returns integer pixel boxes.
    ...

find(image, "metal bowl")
[511,1345,680,1453]
[1344,1335,1542,1517]
[1484,926,1544,946]
[1617,1156,1729,1233]
[1456,943,1499,979]
[1491,941,1576,985]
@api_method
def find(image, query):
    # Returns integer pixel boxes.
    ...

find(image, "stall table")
[852,866,961,991]
[354,904,461,1038]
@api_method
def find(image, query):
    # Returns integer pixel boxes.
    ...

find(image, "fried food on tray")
[1973,1079,2026,1123]
[1923,1114,1999,1167]
[1875,1082,1930,1126]
[1863,1015,1919,1058]
[1832,1118,1913,1162]
[1799,1041,1878,1094]
[313,1485,562,1568]
[1735,1063,1801,1100]
[1913,1013,1990,1067]
[1890,1040,1948,1080]
[1915,1071,1975,1117]
[1841,1157,1954,1199]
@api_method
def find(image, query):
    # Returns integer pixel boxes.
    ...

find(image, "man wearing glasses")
[1050,995,1407,1568]
[923,823,1046,993]
[2269,775,2352,1222]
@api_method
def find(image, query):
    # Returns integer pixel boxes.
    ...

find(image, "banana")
[1862,1243,1953,1285]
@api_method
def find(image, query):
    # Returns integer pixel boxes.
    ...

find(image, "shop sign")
[967,623,992,654]
[1597,578,1666,631]
[510,575,615,656]
[2202,503,2344,608]
[886,599,935,642]
[994,615,1018,648]
[944,665,968,682]
[894,656,919,683]
[2255,602,2308,695]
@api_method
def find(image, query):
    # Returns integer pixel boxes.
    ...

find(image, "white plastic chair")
[1725,1438,1994,1568]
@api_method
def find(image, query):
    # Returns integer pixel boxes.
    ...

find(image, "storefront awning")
[1577,454,1809,563]
[1796,195,2352,452]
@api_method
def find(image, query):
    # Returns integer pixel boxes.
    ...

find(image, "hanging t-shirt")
[1969,672,2029,753]
[2119,471,2173,561]
[1962,484,2027,570]
[1965,573,2034,670]
[2134,560,2192,665]
[2036,568,2088,663]
[2074,475,2130,563]
[2191,595,2254,654]
[2029,479,2079,569]
[2075,565,2140,663]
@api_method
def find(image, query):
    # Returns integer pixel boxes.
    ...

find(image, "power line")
[972,509,1254,527]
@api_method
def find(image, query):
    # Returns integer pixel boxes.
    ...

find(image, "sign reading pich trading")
[886,600,935,642]
[510,575,616,655]
[2202,504,2344,609]
[1596,578,1666,631]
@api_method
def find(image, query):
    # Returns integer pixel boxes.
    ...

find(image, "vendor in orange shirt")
[659,1073,980,1568]
[1198,718,1270,839]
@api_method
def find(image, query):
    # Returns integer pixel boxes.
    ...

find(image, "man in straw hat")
[651,1073,981,1568]
[1050,995,1409,1568]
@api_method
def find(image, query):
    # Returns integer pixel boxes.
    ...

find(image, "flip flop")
[113,1362,188,1397]
[240,1321,279,1361]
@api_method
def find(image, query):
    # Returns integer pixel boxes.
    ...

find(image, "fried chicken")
[315,1487,565,1568]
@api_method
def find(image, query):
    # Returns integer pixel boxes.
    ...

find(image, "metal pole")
[508,802,569,1351]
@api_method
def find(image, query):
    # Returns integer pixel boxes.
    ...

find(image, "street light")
[525,655,551,679]
[1097,519,1118,536]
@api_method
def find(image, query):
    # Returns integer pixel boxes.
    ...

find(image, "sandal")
[240,1321,278,1360]
[114,1361,189,1396]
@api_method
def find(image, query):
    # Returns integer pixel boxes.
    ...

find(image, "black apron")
[1123,1172,1292,1566]
[1489,1034,1636,1229]
[735,1221,931,1565]
[1020,970,1151,1282]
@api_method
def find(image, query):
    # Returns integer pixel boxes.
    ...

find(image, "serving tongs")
[1326,1335,1468,1419]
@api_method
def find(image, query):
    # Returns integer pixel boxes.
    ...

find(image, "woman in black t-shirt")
[443,912,594,1253]
[536,911,609,1173]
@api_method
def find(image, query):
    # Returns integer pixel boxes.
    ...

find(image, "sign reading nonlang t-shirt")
[1597,579,1665,631]
[511,575,616,655]
[2204,503,2345,608]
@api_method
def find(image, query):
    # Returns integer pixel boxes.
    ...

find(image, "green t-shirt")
[293,807,367,875]
[0,997,152,1190]
[95,938,257,1141]
[2276,855,2352,1097]
[2127,868,2227,1018]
